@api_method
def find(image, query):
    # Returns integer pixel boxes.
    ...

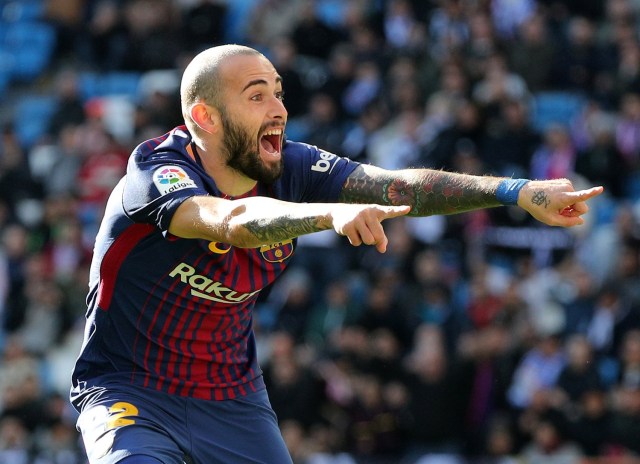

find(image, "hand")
[517,179,604,227]
[330,204,411,253]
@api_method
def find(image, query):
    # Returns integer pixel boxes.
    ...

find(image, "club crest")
[259,240,294,262]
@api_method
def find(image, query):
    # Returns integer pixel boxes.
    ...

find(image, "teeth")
[264,129,282,136]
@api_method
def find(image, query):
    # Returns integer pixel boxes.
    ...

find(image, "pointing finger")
[563,186,604,203]
[378,205,411,220]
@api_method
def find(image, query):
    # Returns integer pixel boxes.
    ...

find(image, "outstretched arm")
[339,164,603,227]
[169,195,410,253]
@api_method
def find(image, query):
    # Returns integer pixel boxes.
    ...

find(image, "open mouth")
[259,127,283,157]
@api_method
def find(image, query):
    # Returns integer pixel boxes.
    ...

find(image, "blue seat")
[315,0,350,28]
[224,0,259,43]
[14,95,59,148]
[530,91,586,133]
[3,21,56,81]
[78,72,142,102]
[1,0,44,22]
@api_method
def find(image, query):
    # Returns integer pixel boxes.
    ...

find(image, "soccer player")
[70,44,603,464]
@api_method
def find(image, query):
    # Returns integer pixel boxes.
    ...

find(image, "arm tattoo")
[531,190,550,208]
[244,216,327,243]
[339,165,502,216]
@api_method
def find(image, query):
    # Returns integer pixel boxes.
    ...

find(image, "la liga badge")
[153,165,197,195]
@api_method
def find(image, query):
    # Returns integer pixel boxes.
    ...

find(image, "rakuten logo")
[169,263,260,304]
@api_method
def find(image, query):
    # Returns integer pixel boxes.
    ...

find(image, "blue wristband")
[496,178,529,206]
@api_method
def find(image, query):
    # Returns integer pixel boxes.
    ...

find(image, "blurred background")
[1,0,640,463]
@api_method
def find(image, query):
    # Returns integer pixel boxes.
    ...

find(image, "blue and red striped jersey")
[71,126,359,402]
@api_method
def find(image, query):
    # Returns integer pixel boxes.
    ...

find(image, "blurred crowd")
[2,0,640,463]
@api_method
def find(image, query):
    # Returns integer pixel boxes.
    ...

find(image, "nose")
[269,95,287,121]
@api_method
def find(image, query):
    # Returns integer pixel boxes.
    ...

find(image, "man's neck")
[195,142,257,197]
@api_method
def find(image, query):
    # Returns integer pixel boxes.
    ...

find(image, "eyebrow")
[241,76,283,93]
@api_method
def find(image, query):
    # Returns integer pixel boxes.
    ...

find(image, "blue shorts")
[75,384,293,464]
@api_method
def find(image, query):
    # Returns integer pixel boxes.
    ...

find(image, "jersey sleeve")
[122,152,208,233]
[282,141,360,203]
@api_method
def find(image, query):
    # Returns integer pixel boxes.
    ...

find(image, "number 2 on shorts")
[107,401,139,429]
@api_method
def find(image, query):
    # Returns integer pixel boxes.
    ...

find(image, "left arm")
[339,164,603,227]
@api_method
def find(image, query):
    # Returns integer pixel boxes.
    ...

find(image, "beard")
[220,109,283,185]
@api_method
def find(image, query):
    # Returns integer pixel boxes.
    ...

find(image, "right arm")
[168,195,410,253]
[339,164,603,227]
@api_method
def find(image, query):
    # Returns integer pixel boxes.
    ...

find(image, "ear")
[190,102,220,135]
